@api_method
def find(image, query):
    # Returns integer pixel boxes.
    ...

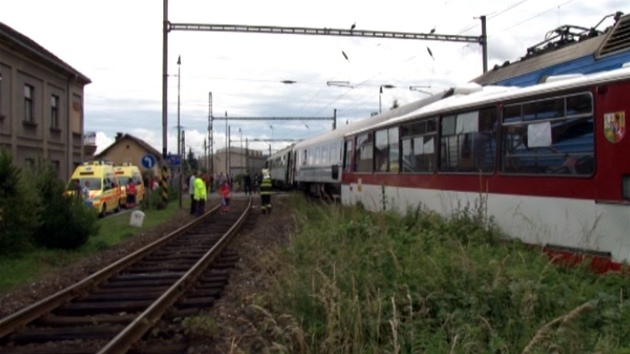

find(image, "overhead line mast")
[162,0,488,198]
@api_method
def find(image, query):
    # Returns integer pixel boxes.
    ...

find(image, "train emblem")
[604,111,625,143]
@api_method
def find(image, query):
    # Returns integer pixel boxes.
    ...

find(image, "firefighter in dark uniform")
[260,169,272,215]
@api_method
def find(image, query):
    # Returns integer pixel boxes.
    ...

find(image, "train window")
[322,145,329,165]
[566,93,592,115]
[501,92,594,176]
[503,104,522,123]
[374,127,399,173]
[317,147,323,165]
[401,118,437,173]
[343,139,353,171]
[439,108,497,173]
[441,115,456,136]
[355,133,373,173]
[388,128,399,172]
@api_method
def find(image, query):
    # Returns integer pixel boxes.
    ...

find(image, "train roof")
[348,63,630,136]
[471,11,630,86]
[269,143,295,159]
[291,89,454,151]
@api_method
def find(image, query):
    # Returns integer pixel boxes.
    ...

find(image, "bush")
[30,160,99,249]
[0,149,40,254]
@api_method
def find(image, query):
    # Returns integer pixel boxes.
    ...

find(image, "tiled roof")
[95,133,163,161]
[0,22,91,84]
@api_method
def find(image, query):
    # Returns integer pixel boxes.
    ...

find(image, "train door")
[289,150,296,187]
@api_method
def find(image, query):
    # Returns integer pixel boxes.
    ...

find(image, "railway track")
[0,198,252,354]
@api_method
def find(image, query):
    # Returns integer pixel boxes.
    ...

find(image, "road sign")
[167,154,182,166]
[141,154,157,169]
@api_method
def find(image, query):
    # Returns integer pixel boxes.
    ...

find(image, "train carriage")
[268,144,295,189]
[290,90,456,197]
[341,66,630,269]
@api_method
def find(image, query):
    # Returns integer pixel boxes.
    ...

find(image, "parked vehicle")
[66,160,121,217]
[113,163,145,208]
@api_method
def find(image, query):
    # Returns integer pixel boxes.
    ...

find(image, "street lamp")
[379,84,395,114]
[176,55,182,209]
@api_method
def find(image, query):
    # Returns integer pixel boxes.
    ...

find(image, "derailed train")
[267,65,630,270]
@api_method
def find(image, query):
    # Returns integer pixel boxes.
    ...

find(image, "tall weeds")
[254,194,630,353]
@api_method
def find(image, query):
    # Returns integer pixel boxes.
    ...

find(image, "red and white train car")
[341,67,630,270]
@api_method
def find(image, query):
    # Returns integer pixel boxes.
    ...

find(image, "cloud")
[3,0,625,158]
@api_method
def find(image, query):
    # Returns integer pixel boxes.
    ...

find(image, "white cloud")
[2,0,626,156]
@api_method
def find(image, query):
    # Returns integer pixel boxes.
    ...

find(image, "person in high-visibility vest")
[260,168,272,215]
[193,174,208,216]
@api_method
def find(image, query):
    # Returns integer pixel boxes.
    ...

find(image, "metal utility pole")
[227,126,231,176]
[160,0,169,205]
[208,92,213,180]
[177,55,181,161]
[178,129,184,209]
[480,15,488,73]
[203,138,207,171]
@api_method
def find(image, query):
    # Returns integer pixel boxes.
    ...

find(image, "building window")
[0,73,4,119]
[51,160,60,177]
[24,84,34,123]
[51,95,59,129]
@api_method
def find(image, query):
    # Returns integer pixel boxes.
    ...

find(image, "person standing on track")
[189,171,197,215]
[244,171,252,196]
[220,180,231,212]
[260,168,272,215]
[193,172,207,216]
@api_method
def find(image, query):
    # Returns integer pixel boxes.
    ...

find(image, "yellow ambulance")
[113,163,145,207]
[67,160,122,217]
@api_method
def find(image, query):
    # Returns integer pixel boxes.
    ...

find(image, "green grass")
[0,200,186,294]
[251,195,630,354]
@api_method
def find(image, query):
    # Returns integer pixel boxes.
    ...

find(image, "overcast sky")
[1,0,626,160]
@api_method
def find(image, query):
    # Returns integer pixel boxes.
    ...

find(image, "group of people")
[242,171,263,196]
[186,168,272,216]
[188,170,232,215]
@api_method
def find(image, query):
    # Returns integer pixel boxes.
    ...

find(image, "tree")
[187,148,199,171]
[30,159,99,249]
[0,149,40,254]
